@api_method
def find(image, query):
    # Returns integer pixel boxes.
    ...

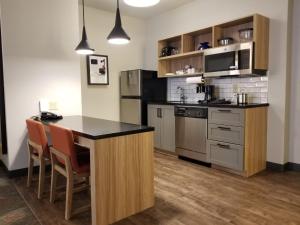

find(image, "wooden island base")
[79,131,154,225]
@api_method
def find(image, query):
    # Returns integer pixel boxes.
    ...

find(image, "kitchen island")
[43,116,155,225]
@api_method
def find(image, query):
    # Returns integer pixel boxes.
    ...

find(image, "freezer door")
[120,70,141,96]
[120,98,142,125]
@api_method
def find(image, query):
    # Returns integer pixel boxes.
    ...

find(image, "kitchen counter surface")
[41,116,154,140]
[148,101,269,109]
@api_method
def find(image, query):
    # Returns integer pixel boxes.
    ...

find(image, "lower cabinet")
[208,140,244,171]
[208,107,268,177]
[148,104,175,153]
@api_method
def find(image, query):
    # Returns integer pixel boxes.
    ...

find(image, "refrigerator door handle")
[157,108,162,118]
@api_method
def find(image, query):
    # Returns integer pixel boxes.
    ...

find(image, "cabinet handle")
[159,108,162,118]
[218,109,232,113]
[217,143,230,149]
[218,126,231,131]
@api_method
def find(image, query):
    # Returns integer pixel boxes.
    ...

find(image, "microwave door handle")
[229,51,239,70]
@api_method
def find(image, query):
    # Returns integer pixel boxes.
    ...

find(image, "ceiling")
[83,0,195,19]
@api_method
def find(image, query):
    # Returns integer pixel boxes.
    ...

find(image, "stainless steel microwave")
[203,42,266,77]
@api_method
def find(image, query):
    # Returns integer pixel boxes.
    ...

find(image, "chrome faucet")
[177,86,187,102]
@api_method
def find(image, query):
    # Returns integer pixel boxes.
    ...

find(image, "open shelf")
[158,14,269,77]
[162,72,203,78]
[213,16,254,47]
[158,50,204,61]
[158,35,182,58]
[183,27,213,53]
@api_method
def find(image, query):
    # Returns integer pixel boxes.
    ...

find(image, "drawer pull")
[218,109,232,113]
[218,126,231,131]
[217,143,230,149]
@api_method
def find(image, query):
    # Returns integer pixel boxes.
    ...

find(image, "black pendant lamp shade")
[107,0,131,45]
[75,0,94,55]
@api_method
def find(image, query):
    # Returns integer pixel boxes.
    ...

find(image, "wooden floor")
[11,152,300,225]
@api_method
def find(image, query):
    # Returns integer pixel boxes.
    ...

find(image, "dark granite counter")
[148,101,269,109]
[42,116,154,140]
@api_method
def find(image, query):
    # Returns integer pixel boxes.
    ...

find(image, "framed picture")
[86,54,109,85]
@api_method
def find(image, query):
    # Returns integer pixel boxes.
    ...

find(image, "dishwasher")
[175,106,210,163]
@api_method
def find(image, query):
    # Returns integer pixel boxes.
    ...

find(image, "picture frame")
[86,54,109,85]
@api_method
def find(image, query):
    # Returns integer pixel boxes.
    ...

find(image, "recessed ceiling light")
[124,0,160,7]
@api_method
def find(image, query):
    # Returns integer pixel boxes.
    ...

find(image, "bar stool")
[26,119,50,199]
[48,123,90,220]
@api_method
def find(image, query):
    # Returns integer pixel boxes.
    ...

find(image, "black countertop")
[148,101,269,109]
[42,116,154,140]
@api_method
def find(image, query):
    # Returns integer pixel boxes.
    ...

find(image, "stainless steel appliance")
[203,42,267,77]
[175,106,209,163]
[120,69,167,125]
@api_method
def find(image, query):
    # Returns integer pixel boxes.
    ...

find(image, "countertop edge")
[72,127,155,140]
[148,102,269,109]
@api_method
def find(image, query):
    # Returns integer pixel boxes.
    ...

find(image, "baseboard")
[0,159,8,172]
[0,162,51,178]
[286,162,300,172]
[266,161,287,172]
[267,161,300,172]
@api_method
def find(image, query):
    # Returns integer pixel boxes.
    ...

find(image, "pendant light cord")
[82,0,85,26]
[117,0,119,8]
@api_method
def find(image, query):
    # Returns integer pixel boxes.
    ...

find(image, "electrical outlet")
[49,101,58,110]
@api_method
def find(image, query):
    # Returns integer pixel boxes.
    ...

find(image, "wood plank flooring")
[11,152,300,225]
[0,168,40,225]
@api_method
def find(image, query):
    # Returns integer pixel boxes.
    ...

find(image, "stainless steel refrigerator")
[120,69,167,125]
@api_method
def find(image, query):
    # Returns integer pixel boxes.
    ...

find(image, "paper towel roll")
[186,76,204,84]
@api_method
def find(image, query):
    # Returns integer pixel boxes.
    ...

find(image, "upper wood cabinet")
[157,14,269,78]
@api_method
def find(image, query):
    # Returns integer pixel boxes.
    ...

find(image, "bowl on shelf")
[239,28,253,42]
[218,37,234,46]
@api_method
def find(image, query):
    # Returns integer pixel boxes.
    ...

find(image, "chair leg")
[37,158,46,199]
[27,155,34,188]
[65,174,74,220]
[50,166,58,203]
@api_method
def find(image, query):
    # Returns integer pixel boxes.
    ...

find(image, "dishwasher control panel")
[175,106,208,118]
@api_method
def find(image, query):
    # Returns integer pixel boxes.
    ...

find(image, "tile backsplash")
[167,76,268,103]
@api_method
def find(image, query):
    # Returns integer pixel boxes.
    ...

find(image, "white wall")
[289,0,300,164]
[0,0,82,170]
[144,0,291,165]
[80,6,146,121]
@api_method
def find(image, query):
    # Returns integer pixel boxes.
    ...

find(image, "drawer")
[208,124,244,145]
[208,140,244,171]
[208,108,245,127]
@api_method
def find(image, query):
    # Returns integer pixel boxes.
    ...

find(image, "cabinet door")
[161,106,176,152]
[147,106,161,149]
[208,140,244,171]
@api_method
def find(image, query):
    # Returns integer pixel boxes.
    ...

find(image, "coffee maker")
[197,84,215,102]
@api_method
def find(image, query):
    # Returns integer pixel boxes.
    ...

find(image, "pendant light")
[124,0,160,7]
[75,0,94,55]
[107,0,131,45]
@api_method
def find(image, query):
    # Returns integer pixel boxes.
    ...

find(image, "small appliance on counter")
[196,84,215,101]
[237,93,248,104]
[120,69,167,125]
